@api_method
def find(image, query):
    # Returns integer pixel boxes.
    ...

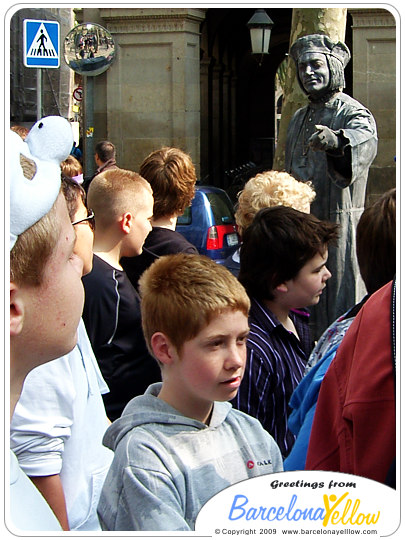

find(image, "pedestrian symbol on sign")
[24,19,60,68]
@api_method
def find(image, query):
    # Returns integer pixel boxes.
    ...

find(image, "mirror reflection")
[64,23,116,76]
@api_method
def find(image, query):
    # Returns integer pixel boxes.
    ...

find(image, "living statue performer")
[285,34,378,340]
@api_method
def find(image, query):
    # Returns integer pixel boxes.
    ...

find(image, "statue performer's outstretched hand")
[308,125,340,152]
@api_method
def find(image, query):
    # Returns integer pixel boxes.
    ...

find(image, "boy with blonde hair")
[11,177,112,531]
[9,116,84,531]
[97,253,283,531]
[82,168,161,420]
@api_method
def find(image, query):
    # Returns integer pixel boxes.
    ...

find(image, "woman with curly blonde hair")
[224,170,316,276]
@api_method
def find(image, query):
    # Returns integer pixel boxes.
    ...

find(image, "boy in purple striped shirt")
[233,206,339,458]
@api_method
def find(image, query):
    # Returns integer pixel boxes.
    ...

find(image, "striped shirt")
[232,298,312,458]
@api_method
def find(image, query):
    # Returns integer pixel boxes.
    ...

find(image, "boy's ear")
[275,282,289,294]
[119,212,133,234]
[150,332,176,366]
[10,283,25,336]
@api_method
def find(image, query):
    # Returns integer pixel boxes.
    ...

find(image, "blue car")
[176,185,240,264]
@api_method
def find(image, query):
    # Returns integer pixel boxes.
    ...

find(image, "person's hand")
[308,125,340,152]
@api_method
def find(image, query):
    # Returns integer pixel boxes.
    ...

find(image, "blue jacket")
[284,344,339,471]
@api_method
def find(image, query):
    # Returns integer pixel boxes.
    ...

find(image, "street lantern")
[247,9,274,56]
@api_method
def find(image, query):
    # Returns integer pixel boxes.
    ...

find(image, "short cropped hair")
[61,175,86,221]
[10,195,61,287]
[139,253,250,357]
[95,140,116,163]
[139,147,196,220]
[239,206,339,300]
[235,171,315,236]
[87,168,152,230]
[356,188,396,294]
[61,155,83,179]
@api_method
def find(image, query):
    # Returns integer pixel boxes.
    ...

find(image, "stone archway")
[199,8,292,189]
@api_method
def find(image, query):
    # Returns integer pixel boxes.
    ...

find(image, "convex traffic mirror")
[64,23,116,76]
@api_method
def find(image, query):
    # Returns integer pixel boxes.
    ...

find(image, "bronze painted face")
[298,52,330,96]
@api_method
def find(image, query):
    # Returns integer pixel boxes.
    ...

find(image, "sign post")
[63,22,116,179]
[24,19,60,120]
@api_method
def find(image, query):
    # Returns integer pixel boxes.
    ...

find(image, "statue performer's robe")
[285,91,378,339]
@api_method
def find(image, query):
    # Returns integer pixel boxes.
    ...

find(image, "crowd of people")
[9,32,395,533]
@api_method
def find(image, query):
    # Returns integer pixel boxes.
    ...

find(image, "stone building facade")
[9,7,396,201]
[9,7,74,124]
[350,8,396,203]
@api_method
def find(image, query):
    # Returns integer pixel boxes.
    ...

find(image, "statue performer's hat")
[289,34,350,68]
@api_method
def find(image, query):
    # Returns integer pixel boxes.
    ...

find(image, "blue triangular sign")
[24,19,60,68]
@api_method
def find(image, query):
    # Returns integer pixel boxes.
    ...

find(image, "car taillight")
[206,224,239,250]
[206,226,220,250]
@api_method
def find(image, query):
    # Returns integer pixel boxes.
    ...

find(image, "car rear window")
[206,192,234,225]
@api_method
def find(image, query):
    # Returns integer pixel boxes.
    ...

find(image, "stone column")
[222,68,231,171]
[199,55,211,183]
[94,8,205,174]
[211,62,223,186]
[230,71,238,166]
[349,8,396,204]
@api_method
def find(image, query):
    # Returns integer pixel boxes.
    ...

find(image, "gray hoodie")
[98,383,283,531]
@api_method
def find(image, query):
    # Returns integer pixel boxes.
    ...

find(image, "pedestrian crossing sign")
[24,19,60,68]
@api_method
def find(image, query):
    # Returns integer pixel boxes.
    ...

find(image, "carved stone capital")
[99,8,206,35]
[349,8,396,28]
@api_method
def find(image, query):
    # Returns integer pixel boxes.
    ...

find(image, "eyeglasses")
[72,209,95,231]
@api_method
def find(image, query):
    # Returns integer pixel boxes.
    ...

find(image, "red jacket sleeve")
[305,281,395,484]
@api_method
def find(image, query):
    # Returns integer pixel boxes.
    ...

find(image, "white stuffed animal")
[10,116,74,250]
